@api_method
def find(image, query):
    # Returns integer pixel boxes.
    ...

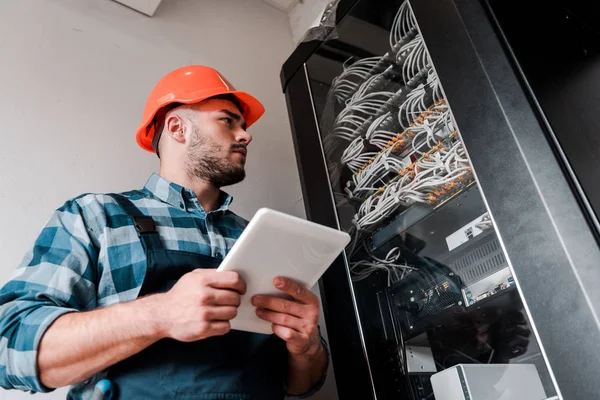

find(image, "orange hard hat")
[135,65,265,153]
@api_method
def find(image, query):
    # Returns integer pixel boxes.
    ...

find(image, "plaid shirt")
[0,173,327,399]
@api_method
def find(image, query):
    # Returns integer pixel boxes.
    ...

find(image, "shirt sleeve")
[0,197,99,393]
[285,330,332,399]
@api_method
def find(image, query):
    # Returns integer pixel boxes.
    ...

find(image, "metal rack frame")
[280,0,600,398]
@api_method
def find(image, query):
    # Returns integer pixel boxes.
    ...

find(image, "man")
[0,65,329,399]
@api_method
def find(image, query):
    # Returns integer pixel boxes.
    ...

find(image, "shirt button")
[179,202,185,209]
[216,252,223,258]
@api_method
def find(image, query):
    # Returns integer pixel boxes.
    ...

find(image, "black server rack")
[279,0,600,399]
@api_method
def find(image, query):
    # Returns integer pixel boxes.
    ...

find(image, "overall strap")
[109,194,163,251]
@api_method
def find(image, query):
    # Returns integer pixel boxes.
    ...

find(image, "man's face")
[184,98,253,188]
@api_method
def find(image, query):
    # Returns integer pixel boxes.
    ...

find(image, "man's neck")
[158,168,222,212]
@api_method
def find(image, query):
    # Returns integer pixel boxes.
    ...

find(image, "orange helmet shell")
[136,65,265,153]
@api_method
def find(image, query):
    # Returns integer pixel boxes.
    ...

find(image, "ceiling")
[112,0,163,16]
[112,0,299,17]
[260,0,300,13]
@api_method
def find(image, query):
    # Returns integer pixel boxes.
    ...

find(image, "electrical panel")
[299,1,562,399]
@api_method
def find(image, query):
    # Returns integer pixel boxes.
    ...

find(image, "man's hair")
[152,94,244,157]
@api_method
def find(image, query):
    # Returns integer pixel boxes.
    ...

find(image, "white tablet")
[217,207,351,335]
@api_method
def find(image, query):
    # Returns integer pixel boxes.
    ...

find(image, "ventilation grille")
[450,238,507,285]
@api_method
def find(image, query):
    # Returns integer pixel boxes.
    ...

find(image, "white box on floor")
[431,364,547,400]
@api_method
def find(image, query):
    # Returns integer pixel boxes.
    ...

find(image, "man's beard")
[185,125,246,188]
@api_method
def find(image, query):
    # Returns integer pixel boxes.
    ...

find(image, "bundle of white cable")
[331,56,382,104]
[346,150,402,199]
[389,1,418,49]
[367,102,449,154]
[350,245,415,285]
[350,98,449,192]
[353,139,471,230]
[340,112,396,171]
[408,105,454,156]
[346,94,429,182]
[347,65,395,104]
[329,90,395,144]
[427,67,444,103]
[398,84,432,130]
[340,137,380,173]
[397,35,430,84]
[365,112,398,149]
[325,63,399,155]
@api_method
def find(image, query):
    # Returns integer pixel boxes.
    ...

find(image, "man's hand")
[36,269,246,389]
[157,269,246,342]
[251,276,323,357]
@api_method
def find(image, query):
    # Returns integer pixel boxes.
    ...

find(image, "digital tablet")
[217,207,351,335]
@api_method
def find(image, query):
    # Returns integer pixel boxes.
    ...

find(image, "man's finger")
[251,295,306,319]
[205,306,238,321]
[204,271,247,294]
[256,308,303,332]
[273,277,318,305]
[272,325,311,354]
[204,288,241,307]
[272,324,301,342]
[207,321,231,337]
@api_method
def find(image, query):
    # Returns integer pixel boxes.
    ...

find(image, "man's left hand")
[251,276,323,357]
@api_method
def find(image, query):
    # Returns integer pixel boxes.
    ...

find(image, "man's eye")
[222,118,233,125]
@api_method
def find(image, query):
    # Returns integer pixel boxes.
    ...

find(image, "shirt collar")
[144,173,233,213]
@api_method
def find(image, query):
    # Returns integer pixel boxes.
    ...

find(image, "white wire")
[401,2,417,39]
[398,84,429,130]
[389,2,403,49]
[350,244,415,285]
[328,88,396,147]
[389,1,417,49]
[331,56,381,104]
[352,138,473,230]
[347,99,450,199]
[396,35,430,85]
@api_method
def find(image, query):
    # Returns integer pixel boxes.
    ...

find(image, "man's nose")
[236,128,253,145]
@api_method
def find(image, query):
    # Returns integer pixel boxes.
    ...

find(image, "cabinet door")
[290,0,600,398]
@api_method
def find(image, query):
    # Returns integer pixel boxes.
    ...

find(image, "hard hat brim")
[135,89,265,153]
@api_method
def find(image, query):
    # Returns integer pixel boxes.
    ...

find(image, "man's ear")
[165,114,186,144]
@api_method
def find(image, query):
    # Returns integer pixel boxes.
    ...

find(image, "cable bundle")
[338,80,436,174]
[365,112,399,149]
[346,97,450,198]
[341,137,376,172]
[341,110,399,171]
[390,1,418,49]
[341,67,440,171]
[339,81,437,175]
[397,83,434,129]
[396,35,431,87]
[324,1,479,287]
[427,67,444,103]
[330,56,383,104]
[324,74,399,154]
[352,135,472,230]
[408,103,454,156]
[345,141,410,200]
[350,246,416,286]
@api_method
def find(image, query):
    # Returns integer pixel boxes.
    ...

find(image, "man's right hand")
[157,269,246,342]
[37,268,246,389]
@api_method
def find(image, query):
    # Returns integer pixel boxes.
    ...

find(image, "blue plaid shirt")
[0,173,327,399]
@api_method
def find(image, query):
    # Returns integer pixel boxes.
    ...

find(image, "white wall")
[0,0,337,398]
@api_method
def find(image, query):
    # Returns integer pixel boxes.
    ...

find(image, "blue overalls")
[105,194,288,400]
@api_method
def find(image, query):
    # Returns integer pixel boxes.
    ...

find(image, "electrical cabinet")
[280,0,600,399]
